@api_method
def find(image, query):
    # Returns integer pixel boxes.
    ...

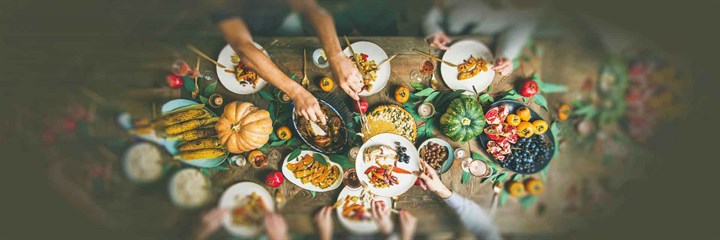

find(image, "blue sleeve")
[443,192,502,240]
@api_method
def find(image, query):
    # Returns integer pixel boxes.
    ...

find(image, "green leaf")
[287,137,298,147]
[410,82,424,91]
[551,121,560,158]
[479,93,494,105]
[269,131,280,141]
[200,168,210,176]
[331,154,354,170]
[497,172,509,183]
[289,74,297,80]
[533,94,548,110]
[310,190,316,197]
[540,167,549,181]
[424,91,440,103]
[512,174,523,181]
[499,191,508,206]
[415,88,435,97]
[203,82,217,97]
[199,95,209,105]
[270,140,287,147]
[313,153,328,166]
[183,76,196,92]
[286,149,301,162]
[518,196,537,209]
[461,171,472,184]
[209,165,229,171]
[268,102,277,123]
[258,89,274,101]
[486,85,493,93]
[501,90,521,100]
[539,82,567,93]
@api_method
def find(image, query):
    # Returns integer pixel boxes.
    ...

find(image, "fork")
[301,49,310,88]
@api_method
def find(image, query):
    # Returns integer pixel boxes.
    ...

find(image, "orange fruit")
[532,120,548,134]
[517,121,535,138]
[558,104,572,121]
[524,178,544,195]
[394,86,410,103]
[516,107,531,122]
[319,77,335,92]
[506,114,521,126]
[507,181,527,197]
[276,126,292,140]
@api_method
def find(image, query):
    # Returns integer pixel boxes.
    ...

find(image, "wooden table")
[122,36,546,238]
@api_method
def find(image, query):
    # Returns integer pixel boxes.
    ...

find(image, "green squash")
[439,97,486,142]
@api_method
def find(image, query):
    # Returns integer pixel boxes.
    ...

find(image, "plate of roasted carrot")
[281,151,343,192]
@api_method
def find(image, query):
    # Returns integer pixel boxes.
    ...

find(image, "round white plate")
[161,99,227,168]
[281,150,343,192]
[440,40,495,94]
[342,41,391,96]
[336,186,392,235]
[219,182,275,237]
[168,168,211,209]
[216,42,268,95]
[355,133,419,197]
[418,138,455,174]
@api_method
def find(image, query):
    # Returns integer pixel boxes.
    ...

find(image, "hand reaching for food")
[426,31,451,50]
[263,212,289,240]
[314,206,334,240]
[417,160,453,199]
[492,57,513,76]
[290,89,327,125]
[399,210,418,240]
[329,53,364,100]
[371,200,394,235]
[193,208,228,240]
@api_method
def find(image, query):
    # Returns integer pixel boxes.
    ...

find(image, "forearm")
[299,3,344,67]
[443,193,501,240]
[219,18,305,99]
[423,6,444,36]
[496,21,536,60]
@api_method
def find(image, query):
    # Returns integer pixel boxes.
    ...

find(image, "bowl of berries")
[477,100,555,174]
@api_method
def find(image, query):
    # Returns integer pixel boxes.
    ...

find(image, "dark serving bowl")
[291,92,351,154]
[476,100,555,174]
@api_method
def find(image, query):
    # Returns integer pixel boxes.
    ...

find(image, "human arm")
[492,20,536,76]
[218,17,326,124]
[289,0,364,100]
[423,0,451,50]
[399,210,418,240]
[192,208,228,240]
[314,206,333,240]
[416,160,501,240]
[264,212,290,240]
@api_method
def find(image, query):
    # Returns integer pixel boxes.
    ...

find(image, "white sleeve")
[423,6,445,36]
[496,20,536,60]
[443,192,502,240]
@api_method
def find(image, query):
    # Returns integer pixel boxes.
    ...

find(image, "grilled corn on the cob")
[169,128,217,141]
[179,148,226,160]
[162,109,210,126]
[178,137,222,151]
[165,117,218,135]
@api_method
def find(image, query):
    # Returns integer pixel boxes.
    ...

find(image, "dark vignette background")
[0,0,718,239]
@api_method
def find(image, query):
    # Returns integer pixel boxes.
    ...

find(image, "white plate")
[336,186,392,235]
[161,99,227,168]
[418,138,455,174]
[440,40,495,94]
[342,41,391,96]
[216,43,268,95]
[219,182,275,237]
[355,133,419,197]
[281,151,344,192]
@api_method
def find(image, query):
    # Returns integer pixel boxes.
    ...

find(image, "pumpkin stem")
[461,118,471,126]
[231,122,242,132]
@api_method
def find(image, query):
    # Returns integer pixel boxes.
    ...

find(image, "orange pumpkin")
[216,101,273,154]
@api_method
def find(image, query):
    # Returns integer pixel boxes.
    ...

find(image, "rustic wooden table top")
[167,36,546,237]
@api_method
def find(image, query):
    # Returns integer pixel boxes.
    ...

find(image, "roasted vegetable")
[179,148,226,160]
[165,117,218,135]
[162,109,210,126]
[178,137,222,151]
[169,127,217,141]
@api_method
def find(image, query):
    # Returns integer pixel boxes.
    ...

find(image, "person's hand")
[193,208,228,240]
[290,88,327,125]
[264,212,289,240]
[399,210,418,240]
[426,31,451,50]
[314,206,333,240]
[329,53,364,100]
[492,57,513,76]
[417,159,453,199]
[371,200,393,235]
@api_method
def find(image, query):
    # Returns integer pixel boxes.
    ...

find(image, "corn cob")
[162,109,210,126]
[178,137,221,151]
[178,148,226,160]
[169,128,216,141]
[165,117,218,135]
